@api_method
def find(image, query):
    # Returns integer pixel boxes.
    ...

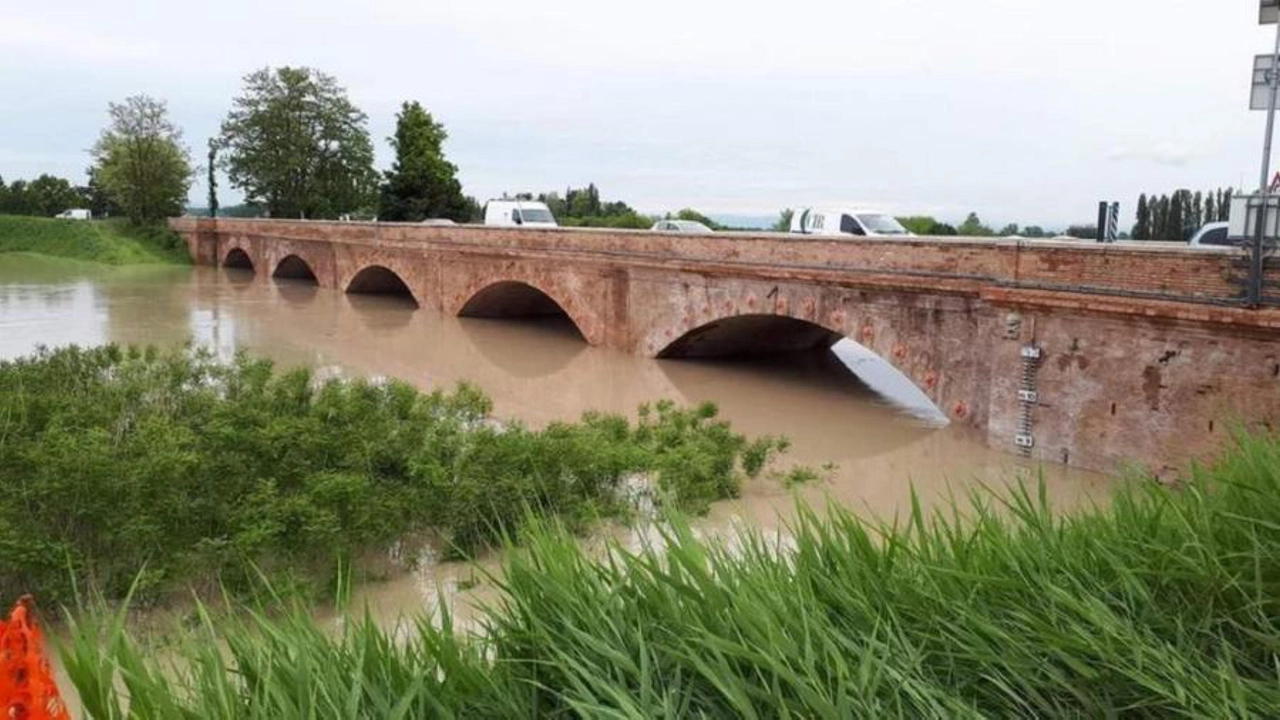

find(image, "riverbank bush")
[0,345,781,608]
[59,432,1280,717]
[0,215,188,264]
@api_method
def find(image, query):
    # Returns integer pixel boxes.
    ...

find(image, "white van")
[789,208,912,237]
[55,209,92,221]
[484,200,558,228]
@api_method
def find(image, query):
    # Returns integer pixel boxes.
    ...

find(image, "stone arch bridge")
[172,217,1280,475]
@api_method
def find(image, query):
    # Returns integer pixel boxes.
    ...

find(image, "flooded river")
[0,255,1110,623]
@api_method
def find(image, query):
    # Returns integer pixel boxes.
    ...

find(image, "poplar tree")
[1134,193,1150,240]
[207,141,219,218]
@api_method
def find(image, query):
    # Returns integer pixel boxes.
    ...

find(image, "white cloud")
[1106,142,1193,167]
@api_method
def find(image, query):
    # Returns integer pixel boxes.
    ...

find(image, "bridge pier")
[173,218,1280,476]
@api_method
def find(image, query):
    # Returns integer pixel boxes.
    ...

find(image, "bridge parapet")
[172,218,1243,305]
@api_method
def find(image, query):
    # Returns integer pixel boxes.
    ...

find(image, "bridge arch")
[456,280,593,342]
[272,254,319,282]
[222,247,255,270]
[656,313,944,419]
[345,265,420,307]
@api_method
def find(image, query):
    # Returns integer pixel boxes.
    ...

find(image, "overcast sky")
[0,0,1274,226]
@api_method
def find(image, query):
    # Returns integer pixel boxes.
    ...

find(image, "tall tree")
[958,212,993,236]
[81,166,121,218]
[1221,188,1233,221]
[3,180,30,215]
[219,67,377,219]
[207,140,219,218]
[0,175,7,214]
[1191,191,1203,231]
[378,101,470,222]
[1204,192,1215,229]
[1168,191,1185,241]
[25,174,80,216]
[90,95,193,223]
[1134,193,1150,240]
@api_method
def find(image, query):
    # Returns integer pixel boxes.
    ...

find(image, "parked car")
[788,208,913,237]
[1188,221,1234,248]
[54,209,91,221]
[651,219,714,234]
[484,200,558,228]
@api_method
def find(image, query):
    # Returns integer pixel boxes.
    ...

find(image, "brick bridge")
[171,217,1280,475]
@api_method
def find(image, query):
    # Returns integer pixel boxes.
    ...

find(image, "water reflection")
[459,316,586,378]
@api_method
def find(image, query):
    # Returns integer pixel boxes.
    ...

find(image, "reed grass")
[58,433,1280,717]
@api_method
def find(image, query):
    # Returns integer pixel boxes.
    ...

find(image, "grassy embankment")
[59,433,1280,717]
[0,215,189,264]
[0,344,784,609]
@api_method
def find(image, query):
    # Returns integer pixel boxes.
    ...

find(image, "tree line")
[1,95,193,224]
[498,183,724,229]
[1133,188,1233,241]
[5,64,1246,236]
[2,67,476,226]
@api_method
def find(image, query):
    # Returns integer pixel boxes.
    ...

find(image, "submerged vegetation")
[59,433,1280,717]
[0,215,189,264]
[0,344,782,608]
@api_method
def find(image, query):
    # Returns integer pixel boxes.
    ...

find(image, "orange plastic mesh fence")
[0,596,70,720]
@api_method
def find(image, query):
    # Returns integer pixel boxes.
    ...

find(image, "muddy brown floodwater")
[0,255,1111,625]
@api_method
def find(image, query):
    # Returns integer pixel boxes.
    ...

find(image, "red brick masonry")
[173,218,1280,476]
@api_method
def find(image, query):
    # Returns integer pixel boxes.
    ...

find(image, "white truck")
[484,200,558,228]
[788,208,912,237]
[54,209,92,221]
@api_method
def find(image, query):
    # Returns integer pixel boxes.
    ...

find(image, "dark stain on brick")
[1157,350,1179,365]
[1142,365,1163,410]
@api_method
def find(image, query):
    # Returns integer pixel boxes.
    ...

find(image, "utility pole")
[1249,1,1280,306]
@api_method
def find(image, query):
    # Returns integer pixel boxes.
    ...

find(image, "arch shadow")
[657,314,943,421]
[273,255,319,283]
[457,281,587,341]
[345,265,419,308]
[223,247,254,270]
[658,314,841,359]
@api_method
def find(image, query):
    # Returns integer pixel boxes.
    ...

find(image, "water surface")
[0,254,1109,621]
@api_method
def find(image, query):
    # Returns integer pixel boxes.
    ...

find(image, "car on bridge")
[651,219,714,234]
[1188,221,1234,248]
[484,200,558,228]
[788,208,913,238]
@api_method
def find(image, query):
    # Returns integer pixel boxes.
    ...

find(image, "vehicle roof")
[801,208,892,215]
